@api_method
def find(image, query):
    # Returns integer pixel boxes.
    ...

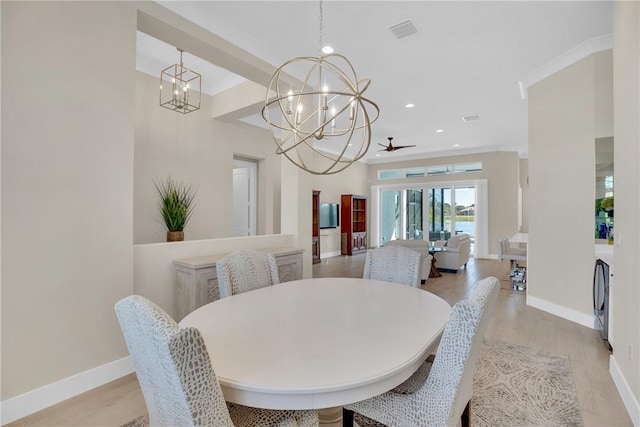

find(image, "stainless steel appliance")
[593,258,612,350]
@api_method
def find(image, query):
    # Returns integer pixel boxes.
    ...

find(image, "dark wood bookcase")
[312,191,321,264]
[341,194,367,255]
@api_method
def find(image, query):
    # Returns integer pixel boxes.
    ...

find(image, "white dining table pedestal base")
[318,407,343,425]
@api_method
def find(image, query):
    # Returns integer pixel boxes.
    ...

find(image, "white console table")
[173,247,304,321]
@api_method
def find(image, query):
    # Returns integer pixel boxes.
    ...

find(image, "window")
[378,162,481,180]
[426,165,452,176]
[454,162,482,174]
[379,170,403,180]
[404,168,425,178]
[604,175,613,197]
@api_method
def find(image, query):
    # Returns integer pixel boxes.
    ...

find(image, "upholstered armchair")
[114,295,318,427]
[383,239,433,283]
[433,233,471,272]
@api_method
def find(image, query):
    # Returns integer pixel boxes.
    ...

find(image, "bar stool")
[498,238,527,291]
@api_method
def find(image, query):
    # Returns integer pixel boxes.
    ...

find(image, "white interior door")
[233,159,257,236]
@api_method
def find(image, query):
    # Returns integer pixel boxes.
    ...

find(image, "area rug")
[124,340,583,427]
[470,340,582,426]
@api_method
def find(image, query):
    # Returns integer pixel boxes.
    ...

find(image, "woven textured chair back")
[419,299,484,426]
[363,245,422,287]
[216,249,280,298]
[452,277,499,417]
[115,295,233,427]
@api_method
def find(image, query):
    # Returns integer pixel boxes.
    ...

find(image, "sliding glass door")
[381,189,425,244]
[454,186,475,252]
[406,189,423,240]
[381,190,401,245]
[377,183,479,254]
[428,188,452,241]
[427,186,475,250]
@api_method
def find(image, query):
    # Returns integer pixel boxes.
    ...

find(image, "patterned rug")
[124,340,582,427]
[471,340,582,426]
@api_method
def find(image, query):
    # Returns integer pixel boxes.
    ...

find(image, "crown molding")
[518,33,613,100]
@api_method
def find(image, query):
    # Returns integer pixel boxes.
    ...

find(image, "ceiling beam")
[136,3,300,123]
[210,80,275,121]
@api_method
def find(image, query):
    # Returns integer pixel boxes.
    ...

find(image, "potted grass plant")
[154,177,197,242]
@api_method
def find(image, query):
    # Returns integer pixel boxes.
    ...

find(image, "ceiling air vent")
[462,115,481,122]
[389,20,418,39]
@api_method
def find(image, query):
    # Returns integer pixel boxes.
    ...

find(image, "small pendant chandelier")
[262,0,379,175]
[160,48,201,114]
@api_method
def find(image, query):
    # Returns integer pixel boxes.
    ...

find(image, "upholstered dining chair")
[216,249,280,299]
[343,277,499,427]
[468,276,500,341]
[363,245,422,288]
[115,295,318,427]
[498,238,527,290]
[498,237,527,269]
[389,276,500,396]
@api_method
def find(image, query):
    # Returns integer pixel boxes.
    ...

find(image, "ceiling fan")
[378,137,416,152]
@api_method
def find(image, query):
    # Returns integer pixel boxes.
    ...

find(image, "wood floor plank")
[8,255,632,426]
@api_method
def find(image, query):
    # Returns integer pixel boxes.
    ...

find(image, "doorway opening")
[233,158,257,236]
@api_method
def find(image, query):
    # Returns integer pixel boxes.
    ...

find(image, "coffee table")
[428,245,447,278]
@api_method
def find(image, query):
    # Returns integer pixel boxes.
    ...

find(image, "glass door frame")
[373,179,480,251]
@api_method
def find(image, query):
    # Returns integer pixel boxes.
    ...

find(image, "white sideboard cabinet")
[173,247,304,321]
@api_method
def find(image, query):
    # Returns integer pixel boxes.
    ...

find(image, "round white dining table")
[179,277,451,410]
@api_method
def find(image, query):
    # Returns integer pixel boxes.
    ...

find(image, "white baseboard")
[610,355,640,426]
[321,251,342,259]
[526,295,594,329]
[1,356,134,425]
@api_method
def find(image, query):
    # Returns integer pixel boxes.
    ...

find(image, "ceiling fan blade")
[376,137,414,152]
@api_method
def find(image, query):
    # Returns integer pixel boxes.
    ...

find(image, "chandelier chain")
[318,0,323,56]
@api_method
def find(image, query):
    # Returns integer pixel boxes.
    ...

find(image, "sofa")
[433,233,471,272]
[383,239,433,282]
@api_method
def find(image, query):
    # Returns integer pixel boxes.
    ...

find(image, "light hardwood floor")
[8,255,632,426]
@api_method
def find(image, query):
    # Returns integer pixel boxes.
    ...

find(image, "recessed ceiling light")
[405,103,415,108]
[348,143,353,146]
[453,144,460,147]
[436,129,444,133]
[321,45,334,54]
[462,115,480,122]
[375,154,381,157]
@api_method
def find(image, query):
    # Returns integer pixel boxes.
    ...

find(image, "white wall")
[134,72,281,244]
[594,49,614,139]
[280,156,314,278]
[0,2,292,419]
[611,1,640,421]
[1,2,136,399]
[528,51,611,324]
[366,151,520,255]
[519,159,529,233]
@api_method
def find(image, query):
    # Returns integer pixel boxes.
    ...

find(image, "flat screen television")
[320,203,340,229]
